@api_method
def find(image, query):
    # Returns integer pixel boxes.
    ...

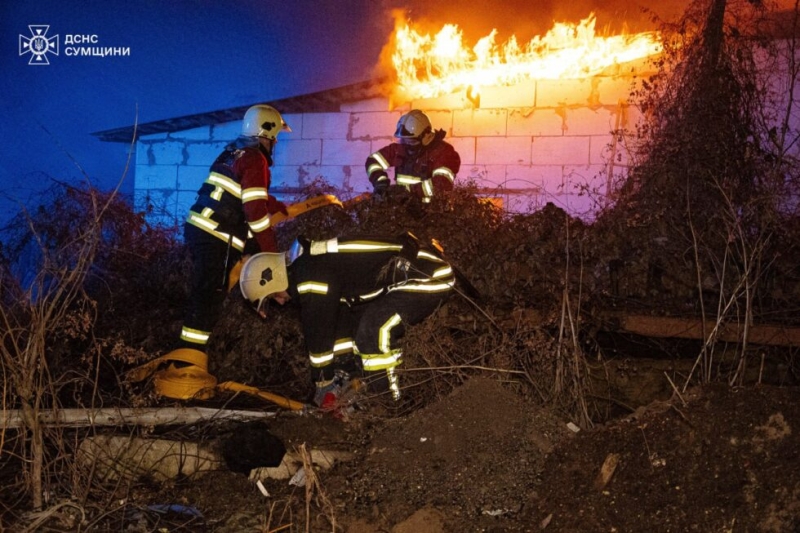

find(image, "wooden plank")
[615,314,800,347]
[1,406,275,429]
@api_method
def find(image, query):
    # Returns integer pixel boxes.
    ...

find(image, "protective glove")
[267,196,289,216]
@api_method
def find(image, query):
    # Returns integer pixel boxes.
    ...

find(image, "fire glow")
[390,13,663,101]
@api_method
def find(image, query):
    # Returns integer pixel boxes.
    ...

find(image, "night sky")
[0,0,689,226]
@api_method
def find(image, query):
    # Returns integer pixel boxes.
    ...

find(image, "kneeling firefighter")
[239,233,457,406]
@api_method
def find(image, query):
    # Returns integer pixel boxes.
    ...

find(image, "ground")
[126,377,800,533]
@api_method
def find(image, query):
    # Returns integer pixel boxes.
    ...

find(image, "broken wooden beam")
[609,313,800,347]
[1,406,275,429]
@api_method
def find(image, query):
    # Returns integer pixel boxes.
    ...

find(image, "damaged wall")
[133,62,652,228]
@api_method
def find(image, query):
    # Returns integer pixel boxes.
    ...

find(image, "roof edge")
[93,78,391,143]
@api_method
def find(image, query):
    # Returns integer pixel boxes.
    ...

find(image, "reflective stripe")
[431,265,453,278]
[336,241,403,253]
[242,187,269,203]
[180,326,211,345]
[297,281,329,295]
[361,350,402,370]
[309,351,334,367]
[186,211,246,251]
[396,174,421,185]
[421,179,434,197]
[416,250,445,262]
[379,313,402,354]
[388,279,455,294]
[334,338,354,354]
[387,367,401,401]
[370,152,390,169]
[432,167,456,183]
[248,213,272,232]
[207,172,242,198]
[367,163,385,176]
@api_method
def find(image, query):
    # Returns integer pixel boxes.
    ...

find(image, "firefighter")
[365,110,461,204]
[178,104,291,355]
[239,233,457,407]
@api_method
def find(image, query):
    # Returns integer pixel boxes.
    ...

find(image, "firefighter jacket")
[186,136,285,253]
[365,130,460,203]
[287,234,456,373]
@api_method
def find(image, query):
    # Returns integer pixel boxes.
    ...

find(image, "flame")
[390,13,663,101]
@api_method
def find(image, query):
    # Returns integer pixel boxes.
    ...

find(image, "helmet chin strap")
[258,137,276,158]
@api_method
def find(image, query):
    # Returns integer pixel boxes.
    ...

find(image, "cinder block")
[412,91,468,110]
[426,110,454,134]
[185,142,229,166]
[458,164,508,190]
[480,79,536,109]
[283,113,302,137]
[211,121,240,141]
[150,141,186,166]
[177,165,208,192]
[135,188,179,228]
[447,137,476,166]
[175,190,198,223]
[321,139,372,166]
[590,133,635,167]
[453,108,507,137]
[315,165,355,190]
[268,165,305,190]
[477,136,532,165]
[532,136,590,165]
[341,97,393,113]
[564,164,606,199]
[302,113,350,140]
[135,142,151,166]
[536,78,595,108]
[350,111,404,140]
[136,165,178,190]
[592,76,639,106]
[508,108,564,136]
[562,107,615,136]
[278,139,322,166]
[168,125,211,141]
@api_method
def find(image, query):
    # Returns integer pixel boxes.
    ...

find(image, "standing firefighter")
[365,110,461,204]
[178,104,291,355]
[239,233,456,408]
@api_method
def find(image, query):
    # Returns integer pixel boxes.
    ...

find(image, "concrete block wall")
[134,71,650,227]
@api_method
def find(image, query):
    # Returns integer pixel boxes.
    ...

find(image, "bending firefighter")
[179,104,291,355]
[239,234,456,406]
[365,110,460,204]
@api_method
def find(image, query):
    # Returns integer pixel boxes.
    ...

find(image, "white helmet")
[239,252,289,313]
[394,110,433,145]
[242,105,291,140]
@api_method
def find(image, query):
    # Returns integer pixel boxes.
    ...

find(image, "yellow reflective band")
[180,327,211,345]
[249,213,272,232]
[368,164,386,177]
[396,174,422,185]
[207,172,242,198]
[336,241,403,253]
[389,279,456,293]
[371,152,390,169]
[357,288,384,301]
[432,167,456,183]
[297,281,329,295]
[361,350,402,370]
[211,186,223,201]
[422,179,434,197]
[333,339,354,354]
[387,367,401,401]
[416,250,445,262]
[309,351,334,367]
[379,313,402,353]
[432,265,453,278]
[242,187,269,203]
[186,212,246,251]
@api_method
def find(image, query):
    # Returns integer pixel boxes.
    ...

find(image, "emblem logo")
[19,25,59,65]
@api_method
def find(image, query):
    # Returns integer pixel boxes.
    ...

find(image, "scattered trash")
[594,453,620,490]
[420,437,428,442]
[249,448,355,481]
[567,422,581,433]
[256,480,270,497]
[289,467,306,487]
[147,504,204,518]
